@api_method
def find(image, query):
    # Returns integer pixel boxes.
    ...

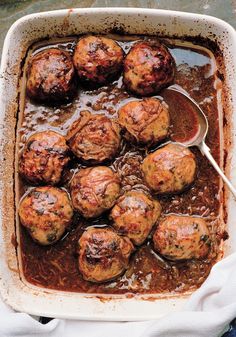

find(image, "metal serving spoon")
[161,84,236,198]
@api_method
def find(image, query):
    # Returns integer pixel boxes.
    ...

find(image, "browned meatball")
[66,111,120,163]
[18,186,73,245]
[70,166,120,218]
[26,48,75,102]
[123,40,175,96]
[110,190,161,245]
[118,98,170,145]
[19,131,70,185]
[153,215,211,260]
[73,36,124,84]
[78,227,134,282]
[141,143,196,194]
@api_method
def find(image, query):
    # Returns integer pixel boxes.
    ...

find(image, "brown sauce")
[161,89,200,143]
[18,36,225,294]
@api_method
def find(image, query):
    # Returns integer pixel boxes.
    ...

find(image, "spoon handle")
[199,141,236,199]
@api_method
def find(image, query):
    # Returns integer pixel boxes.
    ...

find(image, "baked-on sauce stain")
[18,36,225,294]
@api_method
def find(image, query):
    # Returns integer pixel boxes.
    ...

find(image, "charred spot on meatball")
[19,131,70,185]
[73,35,124,85]
[153,215,211,260]
[123,40,175,96]
[78,227,134,282]
[66,110,121,164]
[26,48,75,103]
[110,190,161,245]
[18,186,73,245]
[118,98,170,146]
[70,166,121,218]
[141,143,196,194]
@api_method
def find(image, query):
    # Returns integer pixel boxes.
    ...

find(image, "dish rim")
[0,7,236,320]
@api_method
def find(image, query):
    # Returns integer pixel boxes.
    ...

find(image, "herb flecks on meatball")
[110,190,161,245]
[118,97,170,146]
[123,40,175,96]
[141,143,196,194]
[70,166,121,218]
[78,227,134,282]
[66,110,121,163]
[73,35,124,84]
[18,186,73,245]
[153,215,211,260]
[19,131,70,185]
[26,48,75,102]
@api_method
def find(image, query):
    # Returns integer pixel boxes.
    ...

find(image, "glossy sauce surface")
[18,36,224,294]
[162,89,200,143]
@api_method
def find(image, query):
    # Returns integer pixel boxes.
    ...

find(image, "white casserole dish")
[0,7,236,321]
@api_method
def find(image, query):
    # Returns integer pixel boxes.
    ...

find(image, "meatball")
[110,191,161,245]
[78,227,134,282]
[153,215,211,260]
[70,166,120,218]
[73,35,124,84]
[18,186,73,245]
[19,131,70,185]
[123,40,175,96]
[118,98,170,145]
[26,48,75,102]
[66,110,120,163]
[141,143,196,194]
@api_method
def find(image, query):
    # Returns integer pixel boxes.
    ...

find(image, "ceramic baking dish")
[0,7,236,321]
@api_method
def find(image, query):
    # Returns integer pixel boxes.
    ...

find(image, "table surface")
[1,0,236,335]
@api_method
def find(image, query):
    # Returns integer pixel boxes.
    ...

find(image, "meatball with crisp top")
[19,131,70,185]
[123,40,175,96]
[18,186,73,245]
[26,48,75,102]
[110,190,161,245]
[73,35,124,84]
[118,97,170,145]
[153,215,211,260]
[141,143,196,194]
[70,166,121,218]
[78,227,134,282]
[66,111,120,164]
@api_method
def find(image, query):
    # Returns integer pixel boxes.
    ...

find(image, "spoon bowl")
[163,84,209,146]
[162,84,236,198]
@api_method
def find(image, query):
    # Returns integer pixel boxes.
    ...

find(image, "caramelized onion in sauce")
[18,36,225,294]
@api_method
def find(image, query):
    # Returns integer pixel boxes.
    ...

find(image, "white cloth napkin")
[1,253,236,337]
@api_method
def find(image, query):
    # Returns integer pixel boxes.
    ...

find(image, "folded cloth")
[1,253,236,337]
